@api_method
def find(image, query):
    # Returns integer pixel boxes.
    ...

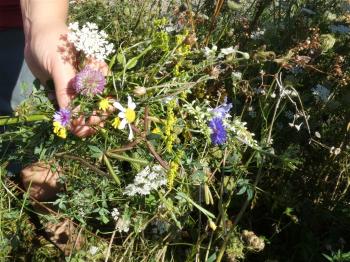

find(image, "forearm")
[20,0,68,40]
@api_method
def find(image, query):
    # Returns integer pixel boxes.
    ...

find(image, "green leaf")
[207,253,217,262]
[176,192,215,219]
[117,51,126,65]
[88,145,103,158]
[108,54,117,70]
[227,0,241,10]
[125,57,139,70]
[247,188,254,201]
[237,186,247,195]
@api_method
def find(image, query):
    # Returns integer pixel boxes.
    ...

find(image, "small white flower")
[220,46,236,55]
[250,28,265,39]
[111,208,120,221]
[334,148,341,155]
[294,122,303,131]
[89,246,99,255]
[232,71,242,82]
[315,131,321,138]
[113,96,137,140]
[218,46,240,59]
[203,45,217,59]
[330,147,341,155]
[116,217,130,233]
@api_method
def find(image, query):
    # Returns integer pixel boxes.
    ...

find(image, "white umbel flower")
[113,96,137,140]
[116,217,130,233]
[67,22,115,61]
[124,165,167,196]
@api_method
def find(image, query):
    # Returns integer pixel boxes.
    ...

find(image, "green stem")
[0,114,50,126]
[105,152,148,165]
[103,154,121,185]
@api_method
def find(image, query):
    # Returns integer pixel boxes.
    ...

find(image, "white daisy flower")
[113,96,137,140]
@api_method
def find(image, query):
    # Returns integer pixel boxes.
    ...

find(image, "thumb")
[51,59,77,109]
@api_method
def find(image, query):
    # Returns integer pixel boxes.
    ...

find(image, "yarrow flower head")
[67,22,115,61]
[208,117,227,145]
[73,66,106,96]
[53,108,71,139]
[124,165,167,196]
[113,96,137,140]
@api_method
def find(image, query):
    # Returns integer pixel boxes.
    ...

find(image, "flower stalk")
[0,114,50,126]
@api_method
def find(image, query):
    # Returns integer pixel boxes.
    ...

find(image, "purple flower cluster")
[208,117,227,145]
[53,108,71,127]
[208,98,232,145]
[73,66,106,96]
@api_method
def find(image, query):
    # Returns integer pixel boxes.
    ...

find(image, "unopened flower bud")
[133,86,147,96]
[242,52,250,59]
[208,219,217,231]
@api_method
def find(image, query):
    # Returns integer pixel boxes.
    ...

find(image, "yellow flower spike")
[98,98,110,112]
[167,161,179,190]
[112,117,121,129]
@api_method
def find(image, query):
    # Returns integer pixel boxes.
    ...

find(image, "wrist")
[20,0,68,41]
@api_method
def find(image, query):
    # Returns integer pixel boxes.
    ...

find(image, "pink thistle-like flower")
[73,66,106,96]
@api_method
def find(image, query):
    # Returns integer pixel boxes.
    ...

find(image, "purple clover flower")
[211,98,232,119]
[208,117,227,145]
[53,108,71,127]
[73,66,106,96]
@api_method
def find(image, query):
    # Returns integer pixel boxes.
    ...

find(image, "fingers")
[85,58,109,76]
[70,112,106,138]
[51,58,77,109]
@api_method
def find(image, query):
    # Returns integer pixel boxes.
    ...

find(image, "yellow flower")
[152,127,162,135]
[112,117,121,129]
[98,98,110,112]
[57,128,67,139]
[53,121,67,139]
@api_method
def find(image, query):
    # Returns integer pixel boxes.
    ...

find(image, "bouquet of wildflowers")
[19,17,263,259]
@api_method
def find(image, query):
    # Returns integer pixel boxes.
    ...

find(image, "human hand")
[24,22,109,137]
[21,162,63,202]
